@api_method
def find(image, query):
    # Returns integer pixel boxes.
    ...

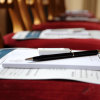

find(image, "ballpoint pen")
[25,50,99,61]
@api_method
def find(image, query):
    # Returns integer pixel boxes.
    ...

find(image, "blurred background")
[0,0,100,36]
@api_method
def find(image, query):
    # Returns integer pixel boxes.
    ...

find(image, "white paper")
[0,68,100,84]
[39,28,91,39]
[0,48,100,84]
[40,30,100,39]
[88,30,100,39]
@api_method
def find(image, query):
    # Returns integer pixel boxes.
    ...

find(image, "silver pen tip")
[25,58,33,61]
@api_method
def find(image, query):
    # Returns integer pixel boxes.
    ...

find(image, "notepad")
[2,48,100,70]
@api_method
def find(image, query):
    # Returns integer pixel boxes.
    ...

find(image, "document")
[39,30,100,39]
[12,28,86,40]
[2,48,100,70]
[0,48,100,84]
[39,28,90,39]
[12,29,100,40]
[0,68,100,84]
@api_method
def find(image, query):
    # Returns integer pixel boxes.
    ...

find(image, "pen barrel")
[74,50,98,57]
[33,53,73,61]
[33,50,98,61]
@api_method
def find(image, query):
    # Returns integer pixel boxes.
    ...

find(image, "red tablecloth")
[0,80,100,100]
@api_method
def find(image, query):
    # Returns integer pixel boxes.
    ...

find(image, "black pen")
[25,50,99,61]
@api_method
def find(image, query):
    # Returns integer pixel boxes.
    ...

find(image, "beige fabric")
[65,0,84,10]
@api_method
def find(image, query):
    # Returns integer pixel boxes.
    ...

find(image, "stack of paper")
[0,48,100,84]
[2,49,100,70]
